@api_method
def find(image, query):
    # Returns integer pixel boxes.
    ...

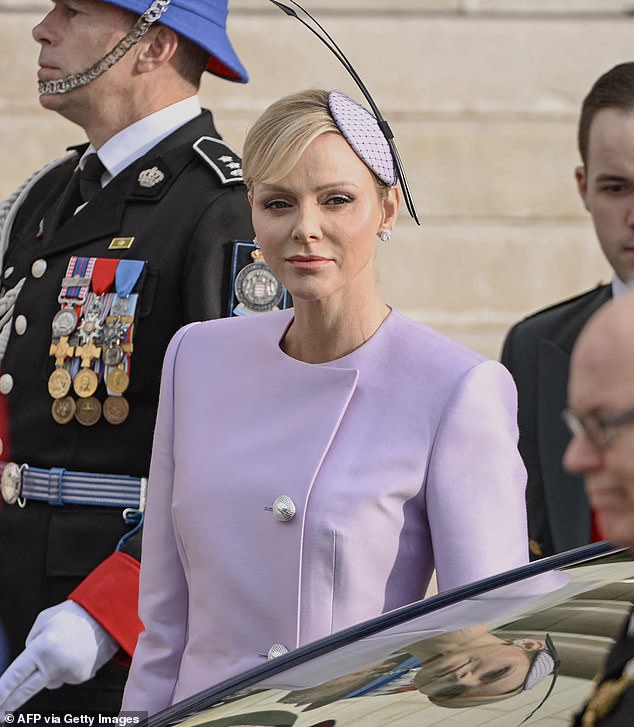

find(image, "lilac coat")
[122,308,528,713]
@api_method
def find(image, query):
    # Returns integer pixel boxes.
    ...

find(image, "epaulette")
[193,136,244,185]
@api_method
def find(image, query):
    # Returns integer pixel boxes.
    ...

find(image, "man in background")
[0,0,261,714]
[563,292,634,726]
[501,62,634,559]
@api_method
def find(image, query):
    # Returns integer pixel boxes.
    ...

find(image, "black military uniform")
[0,110,254,710]
[572,608,634,727]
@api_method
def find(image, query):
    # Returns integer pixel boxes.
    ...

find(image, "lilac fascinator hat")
[518,634,560,725]
[270,0,420,224]
[328,91,397,187]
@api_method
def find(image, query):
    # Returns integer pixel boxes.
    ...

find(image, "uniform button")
[14,315,27,335]
[0,438,4,456]
[31,259,47,278]
[0,374,14,395]
[267,643,288,660]
[3,266,14,279]
[272,495,296,522]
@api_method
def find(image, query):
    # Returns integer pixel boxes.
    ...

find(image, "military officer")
[0,0,270,714]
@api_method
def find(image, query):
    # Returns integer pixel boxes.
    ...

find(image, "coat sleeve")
[426,359,529,593]
[120,325,193,714]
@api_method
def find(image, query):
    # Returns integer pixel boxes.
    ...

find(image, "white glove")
[0,601,119,712]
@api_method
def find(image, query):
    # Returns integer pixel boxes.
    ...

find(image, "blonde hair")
[243,88,390,199]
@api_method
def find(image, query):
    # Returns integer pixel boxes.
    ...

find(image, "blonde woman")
[123,89,528,714]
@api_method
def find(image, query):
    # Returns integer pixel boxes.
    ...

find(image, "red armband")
[69,551,144,664]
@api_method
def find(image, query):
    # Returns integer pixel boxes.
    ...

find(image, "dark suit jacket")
[0,110,254,710]
[501,285,612,557]
[572,608,634,726]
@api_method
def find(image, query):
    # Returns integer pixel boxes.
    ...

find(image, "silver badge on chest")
[234,249,284,315]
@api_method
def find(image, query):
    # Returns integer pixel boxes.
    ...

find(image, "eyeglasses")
[269,0,420,225]
[562,406,634,450]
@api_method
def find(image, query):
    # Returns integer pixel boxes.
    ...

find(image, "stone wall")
[2,0,632,356]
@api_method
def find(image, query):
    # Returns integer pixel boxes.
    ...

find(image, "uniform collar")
[82,96,202,184]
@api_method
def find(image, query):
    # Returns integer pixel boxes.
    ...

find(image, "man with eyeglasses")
[501,62,634,560]
[563,292,634,726]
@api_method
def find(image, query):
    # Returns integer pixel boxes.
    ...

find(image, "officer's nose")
[33,7,57,45]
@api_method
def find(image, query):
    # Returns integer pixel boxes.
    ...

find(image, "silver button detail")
[3,266,14,279]
[14,315,27,336]
[267,643,288,660]
[272,495,296,522]
[31,259,47,279]
[0,374,14,395]
[0,462,21,505]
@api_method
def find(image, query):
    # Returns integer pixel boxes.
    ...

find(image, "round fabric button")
[3,266,14,279]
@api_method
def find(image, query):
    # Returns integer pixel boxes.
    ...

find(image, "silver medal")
[51,307,78,337]
[103,344,124,366]
[234,262,284,314]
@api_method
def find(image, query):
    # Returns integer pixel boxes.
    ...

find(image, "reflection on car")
[147,542,632,726]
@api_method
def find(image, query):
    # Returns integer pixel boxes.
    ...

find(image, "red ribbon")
[92,258,119,295]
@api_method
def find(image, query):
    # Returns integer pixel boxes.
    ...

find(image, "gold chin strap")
[38,0,171,96]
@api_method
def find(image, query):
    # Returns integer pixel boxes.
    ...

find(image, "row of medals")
[48,298,132,426]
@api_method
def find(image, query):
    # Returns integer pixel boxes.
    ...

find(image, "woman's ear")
[514,638,545,653]
[380,185,401,232]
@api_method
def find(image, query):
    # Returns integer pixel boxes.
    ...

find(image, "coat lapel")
[41,112,220,256]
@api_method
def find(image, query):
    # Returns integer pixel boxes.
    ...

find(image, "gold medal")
[48,368,72,399]
[75,340,101,367]
[106,368,129,394]
[49,336,74,367]
[73,368,99,398]
[75,396,102,426]
[103,395,129,425]
[51,396,76,424]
